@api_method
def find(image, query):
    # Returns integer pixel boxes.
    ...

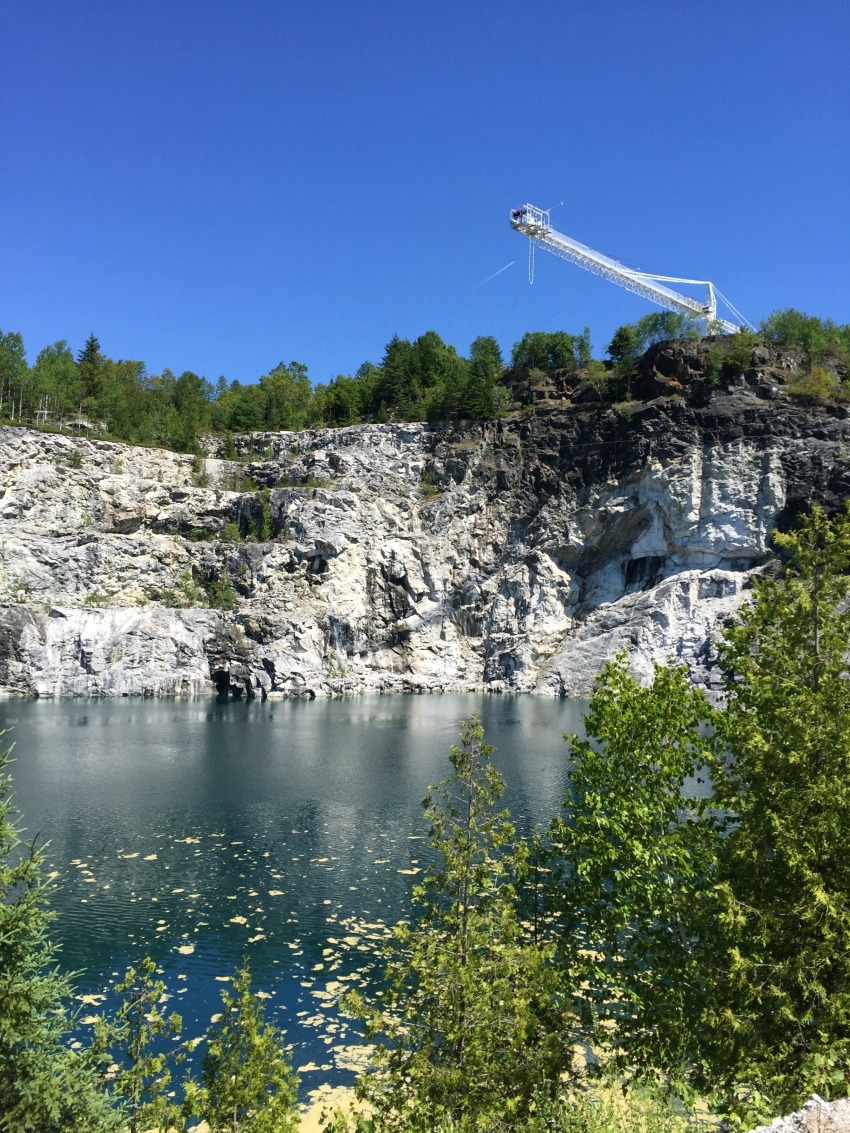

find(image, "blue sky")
[3,0,848,387]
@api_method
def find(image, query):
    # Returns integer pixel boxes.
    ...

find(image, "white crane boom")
[510,203,750,334]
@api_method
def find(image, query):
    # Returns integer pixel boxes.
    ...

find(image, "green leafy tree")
[260,361,312,431]
[549,507,850,1125]
[31,342,81,422]
[184,964,299,1133]
[310,374,364,427]
[605,323,643,375]
[607,311,701,376]
[346,715,572,1131]
[218,379,266,432]
[0,331,29,421]
[759,308,850,365]
[171,369,213,451]
[549,661,720,1085]
[97,955,182,1133]
[95,359,149,439]
[0,735,120,1132]
[707,504,850,1115]
[511,330,589,376]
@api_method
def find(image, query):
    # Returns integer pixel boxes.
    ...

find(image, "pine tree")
[76,333,104,407]
[346,715,572,1131]
[0,735,120,1132]
[184,963,299,1133]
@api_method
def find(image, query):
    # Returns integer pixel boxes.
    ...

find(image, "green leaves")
[549,660,721,1082]
[708,505,850,1113]
[550,506,850,1122]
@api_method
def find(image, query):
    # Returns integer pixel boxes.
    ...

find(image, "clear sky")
[3,0,848,387]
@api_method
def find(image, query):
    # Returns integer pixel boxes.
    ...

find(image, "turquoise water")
[0,694,584,1094]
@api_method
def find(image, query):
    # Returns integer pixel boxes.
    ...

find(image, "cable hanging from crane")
[510,204,753,334]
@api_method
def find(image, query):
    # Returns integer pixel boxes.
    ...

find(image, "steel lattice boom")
[510,204,749,334]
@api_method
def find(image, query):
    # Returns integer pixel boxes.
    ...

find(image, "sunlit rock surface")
[2,350,850,698]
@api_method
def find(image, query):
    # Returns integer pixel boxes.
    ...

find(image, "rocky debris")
[752,1095,850,1133]
[2,345,850,699]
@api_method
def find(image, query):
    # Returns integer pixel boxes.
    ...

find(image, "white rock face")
[0,403,847,700]
[751,1094,850,1133]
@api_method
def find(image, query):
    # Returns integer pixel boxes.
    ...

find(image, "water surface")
[1,694,584,1091]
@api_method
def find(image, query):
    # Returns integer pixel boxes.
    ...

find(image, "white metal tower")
[510,204,752,334]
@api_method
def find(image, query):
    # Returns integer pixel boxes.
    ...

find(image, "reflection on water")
[0,693,584,1092]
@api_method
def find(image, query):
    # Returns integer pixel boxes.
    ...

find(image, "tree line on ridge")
[1,309,848,455]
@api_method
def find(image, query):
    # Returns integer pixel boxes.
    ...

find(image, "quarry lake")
[1,693,584,1098]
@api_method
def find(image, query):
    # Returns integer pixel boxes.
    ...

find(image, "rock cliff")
[2,339,849,699]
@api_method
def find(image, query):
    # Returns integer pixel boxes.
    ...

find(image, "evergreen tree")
[376,335,418,420]
[97,955,183,1133]
[461,335,505,419]
[346,715,572,1131]
[77,334,105,408]
[184,963,299,1133]
[0,735,120,1132]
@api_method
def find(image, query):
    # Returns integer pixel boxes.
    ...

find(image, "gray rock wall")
[2,383,849,699]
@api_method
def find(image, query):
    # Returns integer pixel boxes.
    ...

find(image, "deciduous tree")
[707,504,850,1115]
[549,661,720,1085]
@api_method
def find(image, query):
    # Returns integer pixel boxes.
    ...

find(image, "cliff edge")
[2,339,849,698]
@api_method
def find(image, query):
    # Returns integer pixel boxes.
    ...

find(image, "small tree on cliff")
[0,734,120,1132]
[345,715,572,1131]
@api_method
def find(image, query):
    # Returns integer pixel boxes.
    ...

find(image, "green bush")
[206,577,236,609]
[55,448,84,469]
[723,330,759,376]
[786,365,845,403]
[419,469,441,499]
[220,521,243,542]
